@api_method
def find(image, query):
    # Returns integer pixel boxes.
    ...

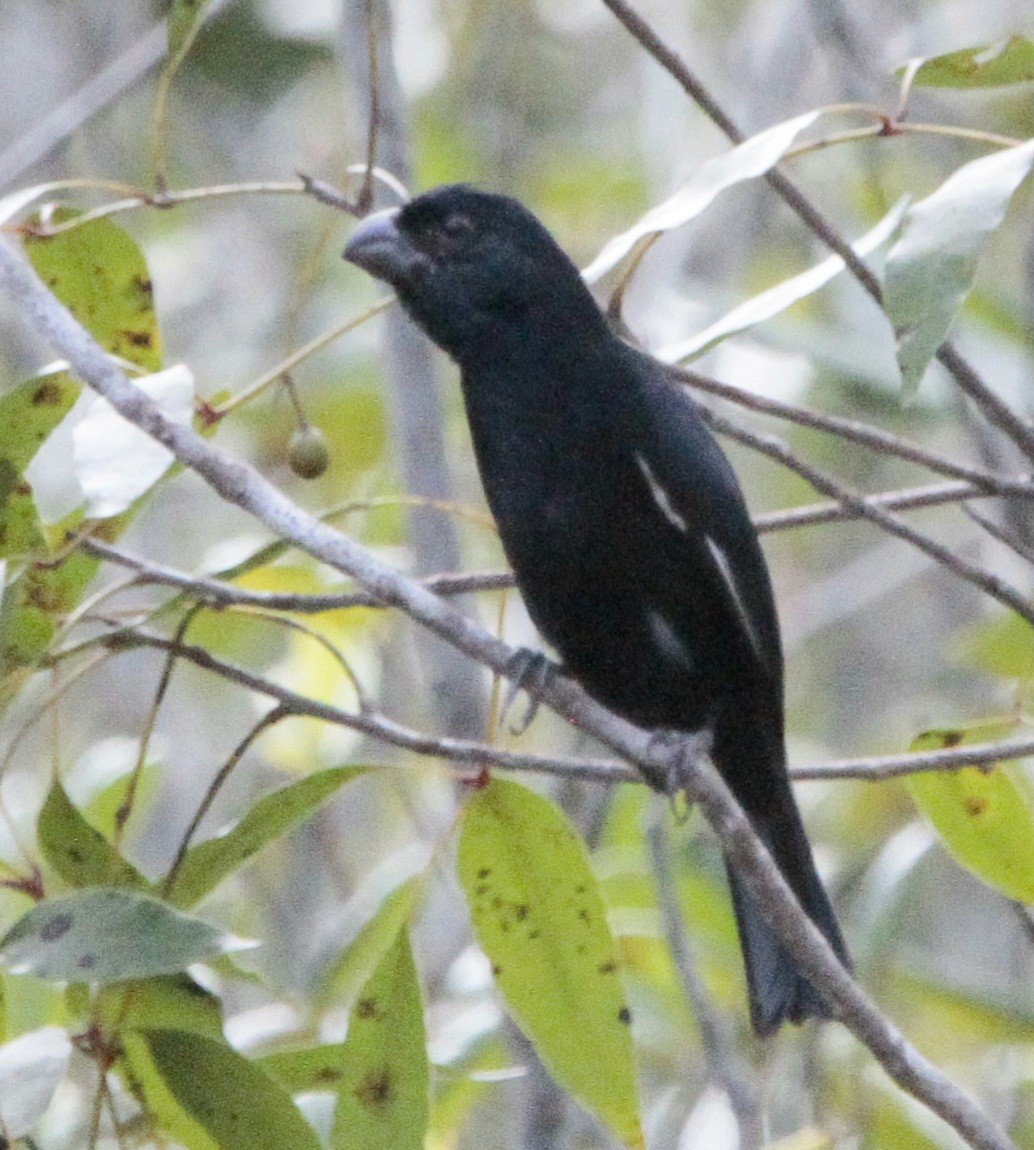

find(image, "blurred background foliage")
[0,0,1033,1147]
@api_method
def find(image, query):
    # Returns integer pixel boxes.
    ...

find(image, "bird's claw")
[646,725,715,801]
[500,649,558,735]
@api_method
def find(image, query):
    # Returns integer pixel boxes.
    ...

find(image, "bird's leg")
[645,724,715,802]
[500,648,561,735]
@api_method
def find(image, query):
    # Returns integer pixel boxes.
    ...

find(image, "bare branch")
[80,536,513,610]
[667,744,1016,1150]
[756,480,1033,534]
[675,367,1030,492]
[791,736,1034,781]
[96,626,636,787]
[700,405,1034,627]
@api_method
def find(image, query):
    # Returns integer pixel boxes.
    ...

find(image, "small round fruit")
[288,426,330,479]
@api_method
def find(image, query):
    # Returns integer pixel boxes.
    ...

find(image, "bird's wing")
[630,359,784,685]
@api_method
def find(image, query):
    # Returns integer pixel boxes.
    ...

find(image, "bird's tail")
[715,721,850,1036]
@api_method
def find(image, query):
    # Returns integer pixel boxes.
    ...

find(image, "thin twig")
[790,736,1034,781]
[97,626,638,787]
[755,480,1032,534]
[701,406,1034,627]
[80,536,512,610]
[674,367,1028,492]
[114,606,202,847]
[161,706,288,897]
[963,505,1034,568]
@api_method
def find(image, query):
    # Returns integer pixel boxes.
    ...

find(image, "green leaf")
[884,139,1034,397]
[140,1029,322,1150]
[0,371,87,681]
[582,110,821,284]
[0,889,248,982]
[319,876,423,1009]
[905,723,1034,903]
[0,371,80,556]
[660,198,909,363]
[331,929,429,1150]
[167,766,368,908]
[22,211,162,372]
[958,611,1034,679]
[37,778,151,892]
[259,1042,347,1093]
[907,37,1034,89]
[99,973,224,1039]
[458,779,642,1149]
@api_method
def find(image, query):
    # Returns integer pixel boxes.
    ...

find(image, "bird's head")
[343,184,602,361]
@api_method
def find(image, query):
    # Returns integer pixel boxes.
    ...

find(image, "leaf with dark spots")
[907,721,1034,903]
[0,889,246,982]
[23,209,162,372]
[457,778,642,1148]
[39,913,73,942]
[332,928,428,1149]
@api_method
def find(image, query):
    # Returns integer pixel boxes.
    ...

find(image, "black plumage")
[343,184,849,1035]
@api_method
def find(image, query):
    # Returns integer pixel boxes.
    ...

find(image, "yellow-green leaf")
[140,1029,322,1150]
[906,723,1034,903]
[23,211,162,372]
[331,928,429,1150]
[907,37,1034,89]
[458,778,642,1149]
[99,973,223,1040]
[318,876,423,1010]
[259,1042,347,1094]
[38,778,150,892]
[166,766,368,908]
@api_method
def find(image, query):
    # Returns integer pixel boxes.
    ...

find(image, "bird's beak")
[342,208,423,286]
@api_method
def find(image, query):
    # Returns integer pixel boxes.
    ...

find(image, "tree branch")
[700,405,1034,627]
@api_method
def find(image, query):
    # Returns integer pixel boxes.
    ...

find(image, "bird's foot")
[646,726,715,803]
[500,648,560,735]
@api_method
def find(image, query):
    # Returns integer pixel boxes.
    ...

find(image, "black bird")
[343,184,849,1035]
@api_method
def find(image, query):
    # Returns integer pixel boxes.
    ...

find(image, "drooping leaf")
[0,372,85,679]
[883,139,1034,397]
[331,928,429,1150]
[0,1026,71,1139]
[659,198,909,363]
[905,723,1034,903]
[907,37,1034,89]
[319,876,423,1009]
[166,765,368,907]
[582,111,821,284]
[99,973,224,1039]
[140,1028,322,1150]
[38,778,150,892]
[458,778,643,1149]
[0,372,80,554]
[0,889,249,982]
[22,210,162,372]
